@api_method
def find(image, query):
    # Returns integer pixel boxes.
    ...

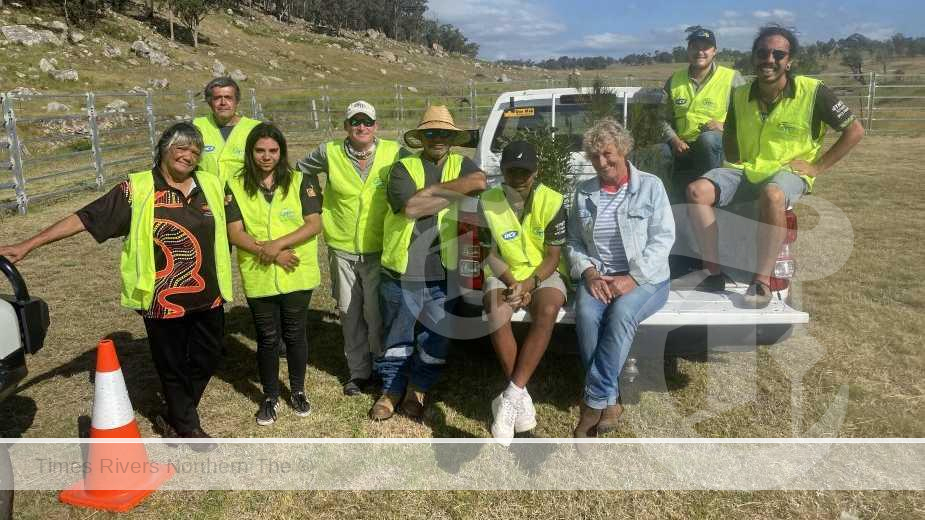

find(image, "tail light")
[770,209,797,291]
[457,209,483,290]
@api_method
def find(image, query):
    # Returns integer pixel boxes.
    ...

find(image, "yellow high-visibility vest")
[227,170,321,298]
[193,115,261,184]
[480,183,567,281]
[322,139,400,254]
[120,171,233,310]
[670,65,736,142]
[732,75,824,191]
[380,153,463,274]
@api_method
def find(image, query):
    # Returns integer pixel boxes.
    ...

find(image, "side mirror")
[459,129,480,148]
[0,256,49,355]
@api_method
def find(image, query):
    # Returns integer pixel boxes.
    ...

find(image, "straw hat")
[403,105,471,148]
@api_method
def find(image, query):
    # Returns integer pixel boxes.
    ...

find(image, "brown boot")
[596,403,624,434]
[573,402,603,438]
[369,393,401,421]
[401,385,426,420]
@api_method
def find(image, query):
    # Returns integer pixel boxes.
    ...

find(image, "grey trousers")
[329,250,383,380]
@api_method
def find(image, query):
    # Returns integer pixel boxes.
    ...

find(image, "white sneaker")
[515,390,537,433]
[490,393,517,446]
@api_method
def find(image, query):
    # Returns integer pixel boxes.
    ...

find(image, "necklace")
[346,139,376,161]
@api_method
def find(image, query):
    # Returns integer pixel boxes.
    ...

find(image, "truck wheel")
[0,446,12,520]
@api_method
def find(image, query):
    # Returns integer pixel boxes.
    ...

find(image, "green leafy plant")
[499,127,575,198]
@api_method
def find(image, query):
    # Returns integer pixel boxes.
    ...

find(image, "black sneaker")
[290,391,311,417]
[153,414,180,448]
[256,398,280,426]
[180,428,218,453]
[696,272,728,292]
[343,379,363,396]
[343,376,380,396]
[742,280,773,308]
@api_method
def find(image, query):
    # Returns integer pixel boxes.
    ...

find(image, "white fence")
[1,72,922,215]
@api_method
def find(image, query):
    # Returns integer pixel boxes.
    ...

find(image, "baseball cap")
[687,27,716,46]
[345,100,376,121]
[500,141,538,173]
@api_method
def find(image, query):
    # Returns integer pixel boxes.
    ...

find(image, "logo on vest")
[701,99,716,109]
[280,207,296,221]
[204,145,216,152]
[533,226,544,236]
[502,230,519,240]
[777,122,801,134]
[675,98,688,105]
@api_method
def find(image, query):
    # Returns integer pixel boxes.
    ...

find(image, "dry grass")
[1,136,922,516]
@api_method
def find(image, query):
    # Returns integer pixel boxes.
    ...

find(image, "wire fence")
[2,72,923,215]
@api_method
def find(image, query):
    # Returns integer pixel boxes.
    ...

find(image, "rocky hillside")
[0,2,558,95]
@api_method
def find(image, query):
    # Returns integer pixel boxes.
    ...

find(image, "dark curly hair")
[752,25,800,57]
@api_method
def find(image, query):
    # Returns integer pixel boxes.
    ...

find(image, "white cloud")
[753,9,795,22]
[840,23,897,41]
[427,0,568,59]
[722,10,739,18]
[581,32,641,50]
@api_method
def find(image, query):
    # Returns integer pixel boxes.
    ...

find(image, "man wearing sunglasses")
[297,100,409,397]
[661,27,745,194]
[371,105,487,421]
[686,25,864,307]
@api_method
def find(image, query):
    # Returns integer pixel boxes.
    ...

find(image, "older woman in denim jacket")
[566,118,675,439]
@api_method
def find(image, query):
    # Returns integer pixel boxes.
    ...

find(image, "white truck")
[0,256,49,520]
[458,86,807,347]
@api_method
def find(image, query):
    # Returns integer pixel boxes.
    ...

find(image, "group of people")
[0,24,863,449]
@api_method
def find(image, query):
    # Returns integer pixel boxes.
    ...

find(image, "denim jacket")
[565,162,675,285]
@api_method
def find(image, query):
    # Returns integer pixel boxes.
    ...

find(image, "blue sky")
[426,0,923,60]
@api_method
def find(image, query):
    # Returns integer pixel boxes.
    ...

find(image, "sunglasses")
[755,48,789,61]
[422,129,456,140]
[348,118,375,127]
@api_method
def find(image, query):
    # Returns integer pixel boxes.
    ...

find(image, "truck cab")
[462,86,807,347]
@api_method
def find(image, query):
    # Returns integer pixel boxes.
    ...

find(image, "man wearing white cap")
[370,105,487,422]
[297,100,408,396]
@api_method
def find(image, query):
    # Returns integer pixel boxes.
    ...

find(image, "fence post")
[2,94,28,215]
[468,79,476,126]
[310,98,319,129]
[186,89,196,120]
[249,88,259,119]
[145,90,157,159]
[866,72,876,131]
[86,92,105,190]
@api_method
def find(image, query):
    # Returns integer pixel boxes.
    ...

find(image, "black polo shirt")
[76,170,223,319]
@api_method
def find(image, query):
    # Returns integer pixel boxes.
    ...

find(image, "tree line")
[498,32,925,77]
[25,0,479,56]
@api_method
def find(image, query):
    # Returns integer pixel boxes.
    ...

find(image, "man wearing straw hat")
[297,100,409,397]
[370,105,487,421]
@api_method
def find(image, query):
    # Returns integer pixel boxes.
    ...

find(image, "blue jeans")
[662,129,725,180]
[575,279,669,409]
[374,272,452,395]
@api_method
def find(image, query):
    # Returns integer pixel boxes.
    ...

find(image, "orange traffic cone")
[59,339,175,512]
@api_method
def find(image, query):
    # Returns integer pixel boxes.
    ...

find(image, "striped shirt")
[593,186,629,274]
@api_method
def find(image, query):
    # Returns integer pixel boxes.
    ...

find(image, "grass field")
[0,134,922,517]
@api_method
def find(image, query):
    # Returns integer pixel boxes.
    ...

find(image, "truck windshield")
[489,100,625,153]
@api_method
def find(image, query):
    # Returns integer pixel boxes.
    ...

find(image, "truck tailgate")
[508,283,809,326]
